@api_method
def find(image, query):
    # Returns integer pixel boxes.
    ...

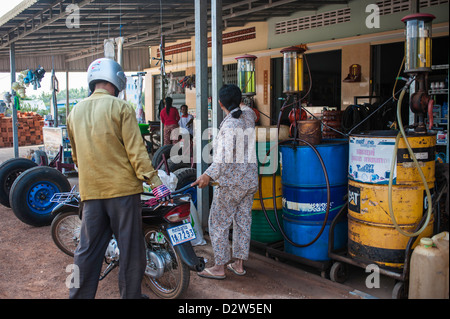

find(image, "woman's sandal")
[197,268,226,280]
[227,263,246,276]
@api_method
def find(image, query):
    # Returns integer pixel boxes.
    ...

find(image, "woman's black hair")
[165,96,173,115]
[219,84,242,119]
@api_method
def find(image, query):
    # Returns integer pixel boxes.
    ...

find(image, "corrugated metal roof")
[0,0,38,28]
[0,0,348,71]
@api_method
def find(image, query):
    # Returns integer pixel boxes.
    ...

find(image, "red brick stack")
[0,112,44,148]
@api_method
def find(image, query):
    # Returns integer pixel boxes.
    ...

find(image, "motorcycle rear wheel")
[142,225,190,299]
[51,211,81,257]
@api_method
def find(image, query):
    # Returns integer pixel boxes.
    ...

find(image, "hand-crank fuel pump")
[235,54,260,122]
[401,13,436,133]
[257,44,334,254]
[384,13,437,239]
[280,46,308,141]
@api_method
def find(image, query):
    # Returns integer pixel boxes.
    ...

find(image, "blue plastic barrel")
[280,139,348,221]
[283,217,348,261]
[282,184,347,221]
[280,139,348,187]
[279,139,349,261]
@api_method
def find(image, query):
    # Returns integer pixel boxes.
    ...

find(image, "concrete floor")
[0,144,44,162]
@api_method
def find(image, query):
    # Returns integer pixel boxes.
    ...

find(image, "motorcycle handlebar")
[172,183,196,195]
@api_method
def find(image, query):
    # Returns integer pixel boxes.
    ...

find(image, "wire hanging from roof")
[119,0,122,36]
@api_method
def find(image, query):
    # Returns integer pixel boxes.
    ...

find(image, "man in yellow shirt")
[67,58,170,298]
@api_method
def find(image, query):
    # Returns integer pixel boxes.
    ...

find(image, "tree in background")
[3,87,89,117]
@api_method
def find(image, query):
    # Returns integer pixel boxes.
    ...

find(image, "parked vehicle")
[50,184,205,299]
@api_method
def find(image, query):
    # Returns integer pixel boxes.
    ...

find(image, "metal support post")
[160,35,166,146]
[195,0,210,228]
[66,70,70,121]
[211,0,223,139]
[51,68,58,127]
[10,43,19,158]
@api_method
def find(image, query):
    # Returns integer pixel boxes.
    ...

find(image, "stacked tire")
[0,158,71,227]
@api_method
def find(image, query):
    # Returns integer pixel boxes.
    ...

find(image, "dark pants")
[69,194,146,299]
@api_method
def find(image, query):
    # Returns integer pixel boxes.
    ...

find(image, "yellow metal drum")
[348,180,434,225]
[348,214,434,269]
[253,175,282,210]
[395,133,435,184]
[349,131,435,185]
[348,130,436,269]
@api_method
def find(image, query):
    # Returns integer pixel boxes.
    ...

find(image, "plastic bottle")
[408,233,449,299]
[432,232,449,298]
[442,102,448,124]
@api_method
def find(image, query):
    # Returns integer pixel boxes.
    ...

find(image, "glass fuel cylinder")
[236,54,257,95]
[281,46,305,94]
[402,13,435,73]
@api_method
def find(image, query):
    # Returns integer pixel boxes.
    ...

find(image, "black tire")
[329,262,348,283]
[167,155,191,172]
[392,281,407,299]
[142,225,190,299]
[173,167,213,209]
[9,166,71,226]
[51,211,81,257]
[173,167,197,190]
[151,144,173,169]
[0,158,37,207]
[173,167,198,207]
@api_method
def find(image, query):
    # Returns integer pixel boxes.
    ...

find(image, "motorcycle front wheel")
[142,225,190,299]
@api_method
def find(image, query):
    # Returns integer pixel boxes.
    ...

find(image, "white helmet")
[87,58,126,94]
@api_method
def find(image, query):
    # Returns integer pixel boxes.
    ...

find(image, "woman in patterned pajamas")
[193,84,258,279]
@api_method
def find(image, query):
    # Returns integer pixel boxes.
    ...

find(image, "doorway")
[271,50,342,125]
[371,36,449,126]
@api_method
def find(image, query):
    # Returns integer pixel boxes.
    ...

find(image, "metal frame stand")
[327,181,446,299]
[250,239,333,278]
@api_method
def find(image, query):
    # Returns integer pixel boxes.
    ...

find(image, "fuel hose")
[258,100,331,248]
[387,84,433,237]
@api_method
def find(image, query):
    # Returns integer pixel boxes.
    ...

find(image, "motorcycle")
[50,184,205,299]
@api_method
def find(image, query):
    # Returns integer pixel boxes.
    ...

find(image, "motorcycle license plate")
[167,223,196,246]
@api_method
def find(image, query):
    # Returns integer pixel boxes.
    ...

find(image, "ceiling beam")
[0,0,95,49]
[64,0,325,61]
